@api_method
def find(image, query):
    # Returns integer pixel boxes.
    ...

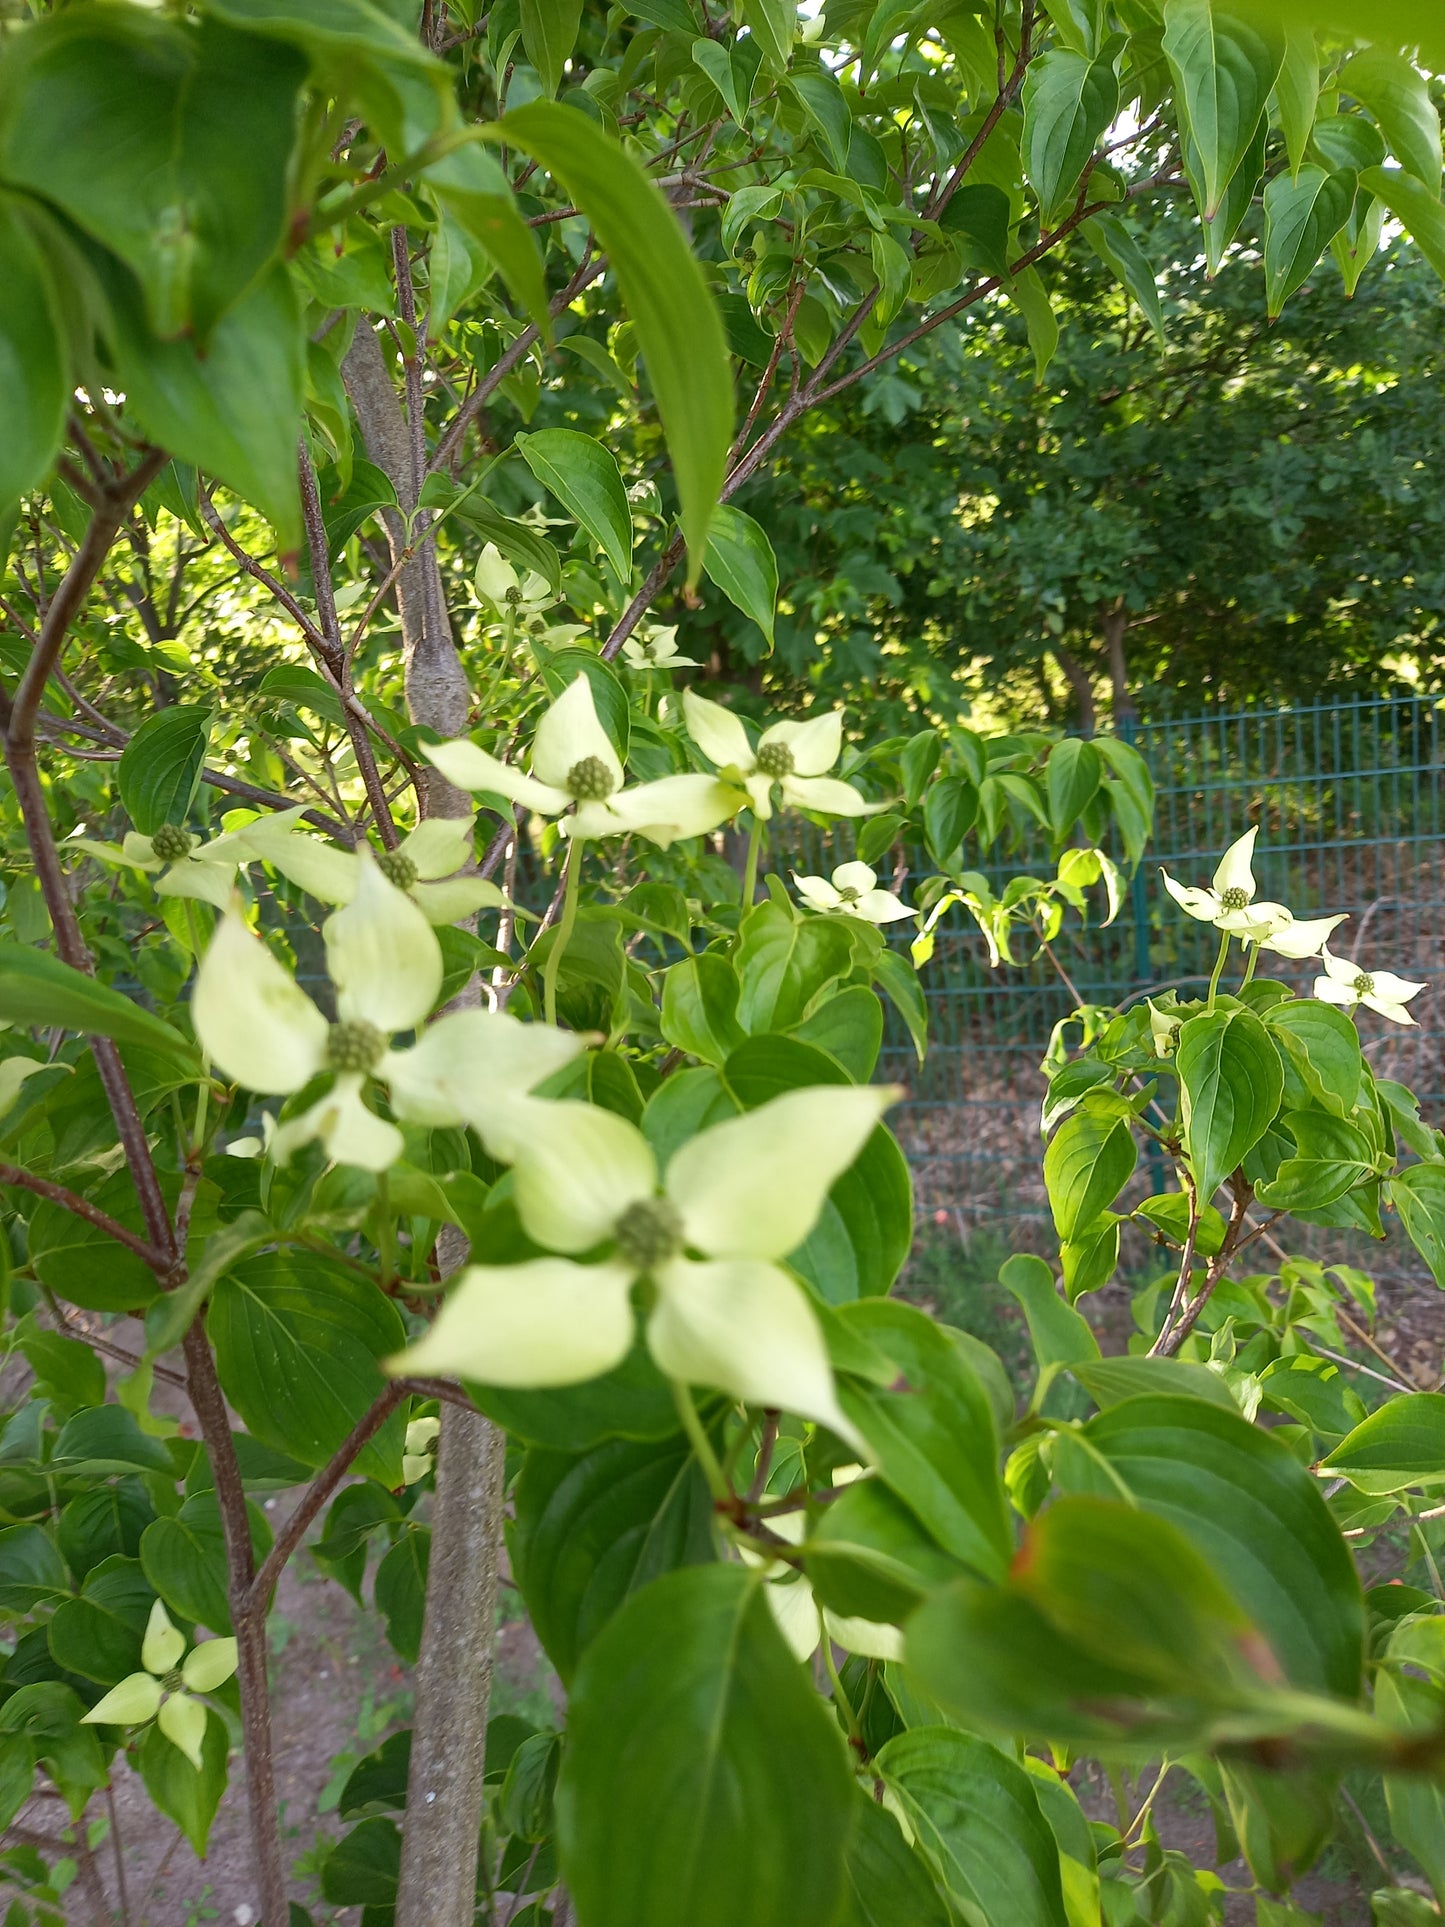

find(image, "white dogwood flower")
[1314,945,1426,1026]
[424,674,741,846]
[401,1415,441,1484]
[474,542,554,617]
[192,857,581,1171]
[389,1083,898,1437]
[1159,827,1289,939]
[243,811,504,925]
[793,861,912,924]
[70,813,287,911]
[81,1601,236,1770]
[683,690,879,821]
[622,624,700,669]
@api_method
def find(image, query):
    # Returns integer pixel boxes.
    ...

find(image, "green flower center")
[1354,972,1375,997]
[1219,886,1248,912]
[325,1019,387,1074]
[161,1668,185,1694]
[613,1197,682,1271]
[756,741,794,779]
[567,756,616,802]
[375,849,419,891]
[150,823,193,863]
[504,585,524,606]
[836,885,860,903]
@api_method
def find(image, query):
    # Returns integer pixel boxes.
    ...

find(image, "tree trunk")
[343,316,506,1927]
[1051,643,1097,735]
[1101,599,1136,726]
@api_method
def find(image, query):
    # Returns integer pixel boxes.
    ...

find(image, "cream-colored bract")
[389,1083,900,1442]
[621,623,700,669]
[192,857,582,1172]
[423,673,743,846]
[793,860,912,924]
[81,1601,237,1771]
[1159,827,1291,939]
[1314,944,1427,1026]
[244,811,505,925]
[682,688,879,821]
[474,541,554,617]
[68,811,291,911]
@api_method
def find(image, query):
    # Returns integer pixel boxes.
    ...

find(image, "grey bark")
[1051,643,1097,735]
[1102,600,1135,725]
[343,315,507,1927]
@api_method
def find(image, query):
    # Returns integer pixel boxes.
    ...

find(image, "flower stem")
[542,833,584,1027]
[671,1379,730,1503]
[1206,929,1231,1012]
[1239,942,1260,991]
[740,816,762,915]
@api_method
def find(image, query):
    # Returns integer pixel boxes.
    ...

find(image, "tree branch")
[0,1163,170,1271]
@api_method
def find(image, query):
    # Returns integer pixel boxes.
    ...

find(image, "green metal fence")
[881,694,1445,1278]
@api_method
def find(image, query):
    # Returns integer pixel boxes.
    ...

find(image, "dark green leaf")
[661,954,746,1065]
[735,899,854,1033]
[47,1556,153,1685]
[1262,164,1355,317]
[321,1816,401,1910]
[703,504,778,650]
[556,1565,856,1927]
[789,984,883,1081]
[117,706,212,834]
[1319,1393,1445,1495]
[517,428,633,580]
[1388,1163,1445,1286]
[1177,1007,1282,1204]
[520,0,583,95]
[52,1405,175,1477]
[1003,1252,1100,1369]
[923,775,977,864]
[1022,45,1118,219]
[141,1491,271,1633]
[0,943,197,1066]
[1043,1101,1136,1242]
[0,1524,67,1611]
[494,103,732,580]
[835,1793,952,1927]
[0,195,68,514]
[375,1527,429,1663]
[139,1707,229,1856]
[1163,0,1281,218]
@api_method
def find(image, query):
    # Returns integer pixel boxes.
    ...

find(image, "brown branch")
[248,1382,407,1607]
[1155,1179,1251,1357]
[925,1,1035,223]
[0,1163,169,1272]
[297,442,399,847]
[197,486,328,651]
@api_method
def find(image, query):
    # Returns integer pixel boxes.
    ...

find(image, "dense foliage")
[1,1,1445,1925]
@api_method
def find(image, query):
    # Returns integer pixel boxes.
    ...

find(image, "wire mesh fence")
[873,694,1445,1286]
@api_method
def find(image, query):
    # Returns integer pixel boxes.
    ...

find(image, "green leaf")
[1163,0,1281,219]
[1045,738,1102,841]
[144,1210,275,1357]
[117,706,212,834]
[1006,267,1060,381]
[1262,164,1355,317]
[1339,47,1440,191]
[1176,1007,1282,1204]
[209,1249,407,1484]
[1389,1164,1445,1286]
[510,1433,715,1681]
[141,1491,272,1633]
[103,260,305,552]
[805,1475,968,1625]
[834,1299,1011,1581]
[47,1556,152,1685]
[741,0,794,72]
[1254,1111,1372,1211]
[517,428,633,580]
[1056,1395,1363,1698]
[139,1707,229,1856]
[703,504,778,650]
[792,1119,913,1302]
[1059,1216,1119,1302]
[1319,1393,1445,1495]
[923,775,977,864]
[57,1482,156,1577]
[375,1527,429,1662]
[1265,999,1363,1117]
[0,1682,106,1818]
[1021,45,1119,220]
[0,11,305,341]
[1070,1354,1237,1411]
[1359,165,1445,283]
[693,40,749,128]
[28,1172,167,1314]
[520,0,583,95]
[790,72,853,174]
[470,1334,686,1451]
[1084,211,1165,343]
[872,948,927,1064]
[421,144,550,334]
[1003,1252,1100,1370]
[52,1405,175,1477]
[789,984,883,1082]
[1043,1101,1136,1243]
[1273,24,1319,175]
[321,1817,401,1911]
[735,900,854,1033]
[0,1524,67,1612]
[834,1794,952,1927]
[1257,1356,1367,1444]
[0,943,197,1066]
[493,103,732,581]
[662,954,747,1065]
[556,1565,855,1927]
[0,196,68,515]
[876,1727,1069,1927]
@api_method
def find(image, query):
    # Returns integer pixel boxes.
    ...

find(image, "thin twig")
[0,1162,170,1271]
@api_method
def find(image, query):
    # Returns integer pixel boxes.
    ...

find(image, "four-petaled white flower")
[243,811,505,926]
[1314,945,1426,1026]
[401,1415,441,1485]
[622,625,700,670]
[1159,828,1289,940]
[81,1601,236,1770]
[793,861,912,925]
[390,1083,898,1438]
[70,814,283,911]
[683,690,879,821]
[1147,998,1181,1059]
[474,542,554,618]
[424,673,742,847]
[192,856,582,1171]
[1254,911,1349,960]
